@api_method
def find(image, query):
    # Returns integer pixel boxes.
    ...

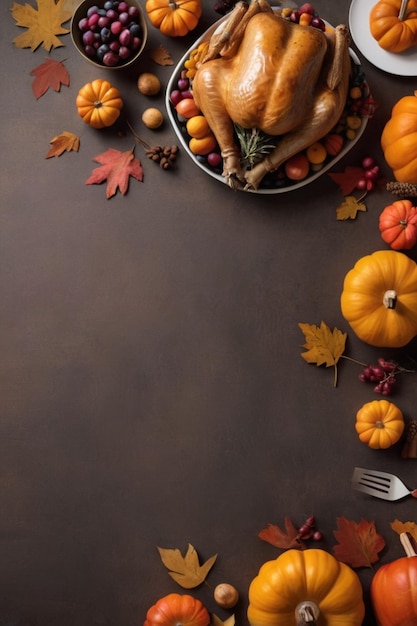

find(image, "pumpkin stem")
[94,100,103,109]
[400,532,417,556]
[295,601,319,626]
[399,0,417,19]
[383,289,397,309]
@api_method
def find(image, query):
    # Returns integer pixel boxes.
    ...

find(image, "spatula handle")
[410,489,417,498]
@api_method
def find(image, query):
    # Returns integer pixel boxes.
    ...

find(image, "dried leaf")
[11,0,71,52]
[391,519,417,543]
[30,58,69,99]
[258,517,305,550]
[299,321,347,387]
[85,147,144,199]
[157,544,217,589]
[328,166,365,195]
[211,615,235,626]
[332,517,385,568]
[150,44,174,65]
[46,131,79,158]
[336,195,367,220]
[61,0,79,11]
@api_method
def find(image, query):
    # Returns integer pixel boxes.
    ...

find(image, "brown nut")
[213,583,239,609]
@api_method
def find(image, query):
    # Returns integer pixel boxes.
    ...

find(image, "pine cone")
[386,181,417,197]
[402,419,417,459]
[145,145,179,169]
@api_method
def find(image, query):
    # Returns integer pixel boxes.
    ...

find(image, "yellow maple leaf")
[336,195,367,220]
[157,544,217,589]
[390,519,417,543]
[299,321,347,387]
[11,0,71,52]
[212,615,235,626]
[45,131,80,158]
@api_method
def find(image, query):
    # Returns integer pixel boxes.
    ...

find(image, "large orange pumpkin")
[145,0,202,37]
[247,549,365,626]
[341,250,417,347]
[370,0,417,52]
[381,90,417,183]
[371,532,417,626]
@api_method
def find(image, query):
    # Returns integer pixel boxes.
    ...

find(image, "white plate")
[349,0,417,76]
[166,12,369,194]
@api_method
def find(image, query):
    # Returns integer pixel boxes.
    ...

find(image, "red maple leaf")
[332,517,385,568]
[328,166,364,196]
[30,58,69,99]
[258,517,305,550]
[86,147,144,198]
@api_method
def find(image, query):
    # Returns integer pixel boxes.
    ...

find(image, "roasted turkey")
[192,0,351,190]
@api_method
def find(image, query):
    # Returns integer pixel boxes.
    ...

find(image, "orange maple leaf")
[332,517,385,568]
[259,518,305,550]
[45,131,79,158]
[86,147,144,198]
[30,58,69,99]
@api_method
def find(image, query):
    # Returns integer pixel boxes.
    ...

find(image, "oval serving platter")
[165,10,370,194]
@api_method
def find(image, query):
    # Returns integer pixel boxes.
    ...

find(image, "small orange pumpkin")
[324,133,344,156]
[144,594,210,626]
[76,79,123,129]
[370,0,417,52]
[355,399,404,449]
[145,0,202,37]
[379,199,417,250]
[381,90,417,183]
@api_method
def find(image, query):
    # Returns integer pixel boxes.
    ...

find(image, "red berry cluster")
[358,358,398,396]
[355,156,381,192]
[350,93,378,118]
[298,515,323,542]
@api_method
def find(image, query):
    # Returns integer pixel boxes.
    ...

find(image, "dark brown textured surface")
[1,2,417,625]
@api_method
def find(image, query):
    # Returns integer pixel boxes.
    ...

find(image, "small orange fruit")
[186,115,211,139]
[189,134,217,155]
[306,142,327,165]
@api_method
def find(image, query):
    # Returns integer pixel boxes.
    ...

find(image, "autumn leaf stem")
[126,120,151,150]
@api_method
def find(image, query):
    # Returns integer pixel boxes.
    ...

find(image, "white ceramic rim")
[349,0,417,77]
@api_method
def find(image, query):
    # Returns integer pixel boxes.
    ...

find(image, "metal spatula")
[352,467,417,501]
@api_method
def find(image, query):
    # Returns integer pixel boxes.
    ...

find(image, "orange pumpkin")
[379,199,417,250]
[144,594,210,626]
[355,399,405,449]
[76,79,123,129]
[370,0,417,52]
[371,532,417,626]
[381,90,417,183]
[145,0,202,37]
